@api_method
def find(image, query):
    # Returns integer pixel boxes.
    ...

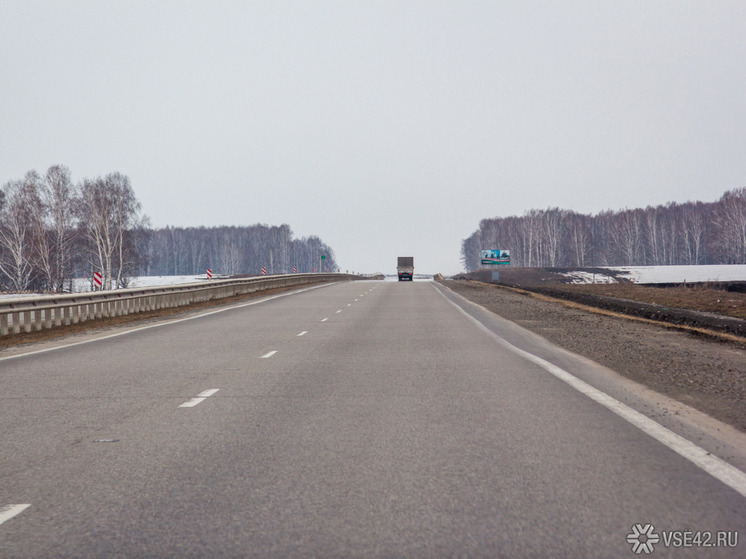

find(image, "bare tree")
[218,228,244,275]
[711,188,746,264]
[0,175,38,290]
[681,202,708,265]
[566,212,592,266]
[659,203,681,265]
[37,165,78,291]
[78,173,143,289]
[539,208,566,267]
[460,229,481,271]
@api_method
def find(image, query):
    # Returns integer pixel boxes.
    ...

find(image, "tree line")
[139,225,338,277]
[461,187,746,271]
[0,165,338,292]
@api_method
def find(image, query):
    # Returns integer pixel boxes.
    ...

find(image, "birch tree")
[566,212,592,266]
[711,188,746,264]
[39,165,78,291]
[0,176,37,290]
[681,202,708,265]
[78,173,143,289]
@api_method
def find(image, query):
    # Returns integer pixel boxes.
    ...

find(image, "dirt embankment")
[523,285,746,339]
[454,268,746,338]
[440,279,746,432]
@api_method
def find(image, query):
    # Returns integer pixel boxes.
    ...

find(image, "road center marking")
[321,318,329,322]
[0,504,31,526]
[260,350,278,358]
[297,331,307,337]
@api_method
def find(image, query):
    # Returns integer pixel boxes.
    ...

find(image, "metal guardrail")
[0,273,358,336]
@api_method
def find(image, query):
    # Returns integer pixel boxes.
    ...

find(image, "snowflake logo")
[626,524,660,554]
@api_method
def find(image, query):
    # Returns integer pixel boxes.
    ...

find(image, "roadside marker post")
[206,269,213,279]
[93,272,102,290]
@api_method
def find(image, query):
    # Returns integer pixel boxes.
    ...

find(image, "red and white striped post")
[93,271,103,290]
[293,266,297,273]
[206,268,213,279]
[261,267,267,275]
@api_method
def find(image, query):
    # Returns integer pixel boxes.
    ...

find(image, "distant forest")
[0,165,338,292]
[462,187,746,271]
[140,225,338,277]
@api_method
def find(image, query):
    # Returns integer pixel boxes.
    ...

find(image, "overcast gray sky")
[1,1,744,275]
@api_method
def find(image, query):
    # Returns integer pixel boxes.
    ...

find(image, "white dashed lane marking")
[179,388,220,408]
[0,504,30,527]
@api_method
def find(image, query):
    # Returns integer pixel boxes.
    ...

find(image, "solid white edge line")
[434,283,746,499]
[0,283,338,363]
[0,504,31,526]
[260,350,277,359]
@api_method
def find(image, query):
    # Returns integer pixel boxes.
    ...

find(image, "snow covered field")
[562,265,746,284]
[70,275,208,292]
[124,275,207,288]
[0,275,208,301]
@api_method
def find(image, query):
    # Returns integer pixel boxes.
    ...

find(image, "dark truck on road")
[397,257,414,281]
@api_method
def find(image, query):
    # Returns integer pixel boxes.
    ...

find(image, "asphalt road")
[1,280,745,558]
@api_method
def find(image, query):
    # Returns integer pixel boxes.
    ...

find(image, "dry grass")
[557,283,746,320]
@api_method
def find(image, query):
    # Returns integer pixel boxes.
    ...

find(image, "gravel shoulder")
[440,279,746,432]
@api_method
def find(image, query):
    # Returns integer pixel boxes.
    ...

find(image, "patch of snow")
[0,293,40,300]
[558,265,746,285]
[604,265,746,284]
[126,275,207,288]
[561,271,618,284]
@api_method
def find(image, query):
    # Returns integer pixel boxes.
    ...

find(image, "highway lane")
[0,279,744,557]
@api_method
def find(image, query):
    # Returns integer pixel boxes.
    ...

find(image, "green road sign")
[481,249,510,265]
